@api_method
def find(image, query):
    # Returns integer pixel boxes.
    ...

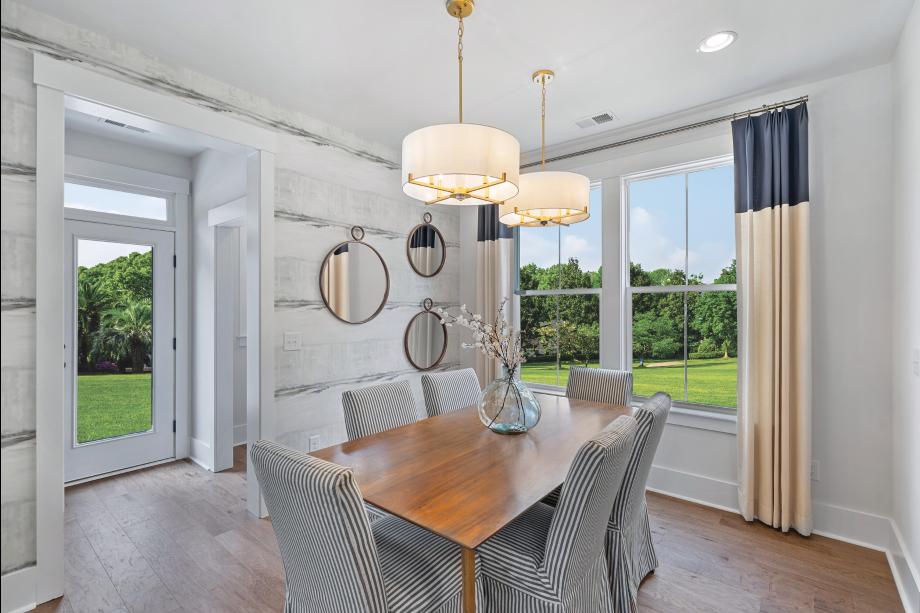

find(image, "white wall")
[891,1,920,608]
[480,63,899,543]
[190,149,247,469]
[64,128,193,179]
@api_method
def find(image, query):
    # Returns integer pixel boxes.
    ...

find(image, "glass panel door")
[64,221,174,482]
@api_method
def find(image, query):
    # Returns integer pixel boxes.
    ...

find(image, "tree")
[690,260,737,355]
[632,311,681,365]
[92,302,152,374]
[76,274,112,372]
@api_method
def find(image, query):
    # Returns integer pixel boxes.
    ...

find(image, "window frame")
[514,181,603,394]
[620,154,737,415]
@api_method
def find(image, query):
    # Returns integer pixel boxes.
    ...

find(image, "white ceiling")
[23,0,914,154]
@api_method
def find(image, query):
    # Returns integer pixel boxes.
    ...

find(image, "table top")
[310,393,632,549]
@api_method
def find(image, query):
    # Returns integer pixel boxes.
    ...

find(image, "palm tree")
[92,301,152,374]
[77,274,110,372]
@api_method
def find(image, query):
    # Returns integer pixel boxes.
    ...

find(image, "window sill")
[664,405,737,434]
[530,385,737,435]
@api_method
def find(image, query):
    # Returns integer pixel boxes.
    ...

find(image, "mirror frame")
[319,226,390,325]
[406,212,447,278]
[404,298,448,371]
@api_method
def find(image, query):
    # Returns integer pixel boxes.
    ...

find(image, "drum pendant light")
[499,70,590,226]
[401,0,520,206]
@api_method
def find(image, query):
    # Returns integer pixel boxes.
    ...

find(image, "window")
[517,185,602,389]
[625,159,737,410]
[65,181,170,222]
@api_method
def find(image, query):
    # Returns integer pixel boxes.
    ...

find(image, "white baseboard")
[1,566,36,613]
[812,501,893,551]
[646,464,917,613]
[889,520,920,613]
[647,464,739,512]
[188,437,212,471]
[233,423,247,446]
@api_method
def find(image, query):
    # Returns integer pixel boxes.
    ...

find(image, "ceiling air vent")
[100,117,150,134]
[575,110,618,129]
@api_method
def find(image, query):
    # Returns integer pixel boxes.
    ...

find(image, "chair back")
[611,393,671,526]
[566,366,632,405]
[342,379,418,440]
[543,415,637,594]
[250,440,387,612]
[421,368,481,417]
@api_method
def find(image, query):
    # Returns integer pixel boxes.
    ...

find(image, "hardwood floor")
[37,446,903,613]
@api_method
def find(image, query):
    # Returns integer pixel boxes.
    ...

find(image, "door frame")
[33,54,278,604]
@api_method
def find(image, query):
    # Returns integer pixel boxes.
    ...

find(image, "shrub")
[689,351,725,360]
[94,360,119,373]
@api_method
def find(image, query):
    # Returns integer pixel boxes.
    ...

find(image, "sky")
[519,187,603,272]
[519,165,735,283]
[77,239,150,269]
[66,182,163,268]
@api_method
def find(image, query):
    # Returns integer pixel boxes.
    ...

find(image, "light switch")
[283,332,301,352]
[308,435,321,451]
[913,347,919,377]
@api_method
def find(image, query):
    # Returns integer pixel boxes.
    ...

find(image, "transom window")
[624,158,737,410]
[65,180,171,222]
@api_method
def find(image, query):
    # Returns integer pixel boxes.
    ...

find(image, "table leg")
[462,547,476,613]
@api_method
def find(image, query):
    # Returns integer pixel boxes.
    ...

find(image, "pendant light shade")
[401,0,521,206]
[499,171,589,226]
[402,123,520,205]
[499,69,591,227]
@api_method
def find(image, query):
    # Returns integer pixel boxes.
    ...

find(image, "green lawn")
[520,357,737,408]
[77,373,152,443]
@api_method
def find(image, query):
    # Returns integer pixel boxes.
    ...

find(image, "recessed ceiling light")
[697,31,737,53]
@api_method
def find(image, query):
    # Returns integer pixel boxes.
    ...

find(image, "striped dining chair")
[606,392,670,612]
[566,366,633,405]
[251,440,475,613]
[421,368,481,417]
[342,379,419,441]
[476,415,637,612]
[542,367,634,508]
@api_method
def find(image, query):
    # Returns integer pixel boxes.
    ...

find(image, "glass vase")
[478,372,541,434]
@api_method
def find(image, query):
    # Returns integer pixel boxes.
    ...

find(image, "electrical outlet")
[912,347,919,378]
[308,435,321,451]
[283,332,301,352]
[810,460,820,481]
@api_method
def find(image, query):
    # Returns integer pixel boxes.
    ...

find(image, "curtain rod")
[520,95,808,169]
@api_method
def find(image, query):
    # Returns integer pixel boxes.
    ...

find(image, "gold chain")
[540,75,547,169]
[457,17,464,123]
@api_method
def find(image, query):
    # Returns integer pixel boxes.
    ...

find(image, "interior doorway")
[63,219,175,482]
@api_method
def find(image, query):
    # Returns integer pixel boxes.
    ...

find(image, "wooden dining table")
[310,392,632,613]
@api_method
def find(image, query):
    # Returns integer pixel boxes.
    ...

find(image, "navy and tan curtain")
[732,103,812,535]
[475,204,514,385]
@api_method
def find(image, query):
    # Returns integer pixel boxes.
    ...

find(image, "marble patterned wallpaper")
[0,0,460,575]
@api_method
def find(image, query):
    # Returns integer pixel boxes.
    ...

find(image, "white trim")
[666,405,737,434]
[188,437,212,471]
[889,520,920,613]
[32,57,276,605]
[630,283,737,294]
[34,83,65,604]
[234,423,248,446]
[1,566,36,613]
[207,197,247,227]
[647,465,740,511]
[246,150,275,518]
[35,55,277,153]
[65,155,189,195]
[517,287,602,297]
[63,457,176,487]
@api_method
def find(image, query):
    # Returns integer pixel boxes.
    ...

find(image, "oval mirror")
[405,299,448,370]
[319,227,390,324]
[407,214,446,277]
